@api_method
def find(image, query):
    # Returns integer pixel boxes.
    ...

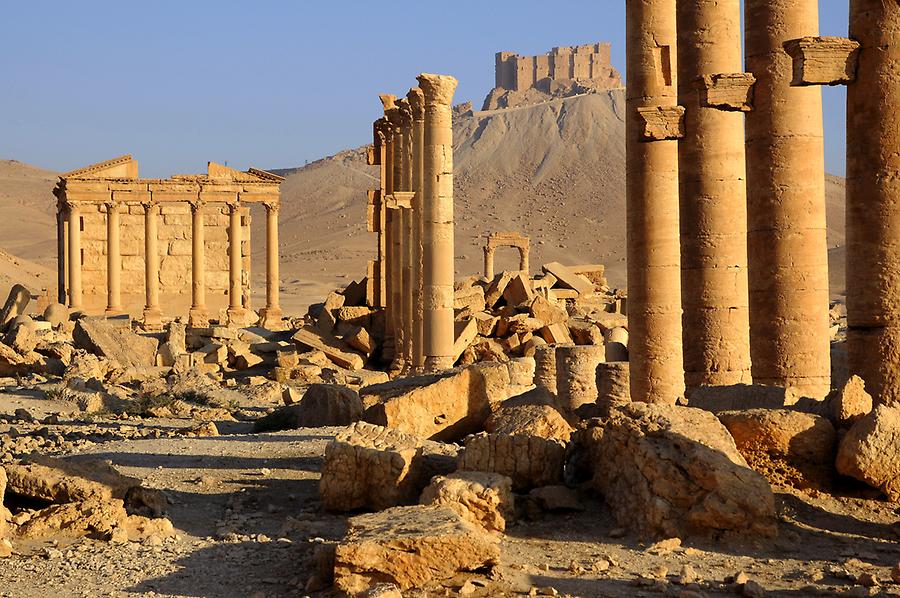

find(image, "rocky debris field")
[0,274,896,597]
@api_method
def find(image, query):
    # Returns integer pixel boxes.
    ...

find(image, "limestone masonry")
[494,43,621,92]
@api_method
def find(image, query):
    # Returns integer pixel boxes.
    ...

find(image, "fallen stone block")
[502,274,534,306]
[42,303,69,328]
[836,404,900,501]
[253,384,363,431]
[485,272,515,308]
[570,264,607,289]
[455,285,487,313]
[420,472,514,533]
[452,318,478,364]
[541,262,594,295]
[685,383,800,414]
[320,422,458,512]
[486,403,573,444]
[293,326,364,370]
[344,326,375,356]
[362,363,509,442]
[824,375,872,428]
[0,284,30,331]
[4,456,152,506]
[333,505,499,596]
[539,323,573,345]
[718,409,837,490]
[472,312,498,336]
[568,319,604,346]
[571,403,776,538]
[506,356,535,386]
[73,318,158,368]
[528,485,584,512]
[528,294,568,326]
[604,326,628,361]
[459,431,566,492]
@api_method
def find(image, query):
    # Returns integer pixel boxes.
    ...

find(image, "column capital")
[262,200,280,213]
[407,87,425,120]
[140,197,158,210]
[384,106,403,131]
[379,93,397,112]
[103,199,121,213]
[397,98,413,129]
[225,199,241,213]
[187,197,206,211]
[416,73,459,106]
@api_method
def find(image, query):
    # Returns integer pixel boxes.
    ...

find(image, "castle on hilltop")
[494,43,622,92]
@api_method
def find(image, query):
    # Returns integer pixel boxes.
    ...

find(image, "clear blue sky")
[0,1,849,178]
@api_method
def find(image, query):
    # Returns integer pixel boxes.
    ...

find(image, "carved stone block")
[783,36,860,86]
[636,106,685,141]
[698,73,756,111]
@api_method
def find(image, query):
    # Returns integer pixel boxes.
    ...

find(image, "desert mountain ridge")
[0,89,846,312]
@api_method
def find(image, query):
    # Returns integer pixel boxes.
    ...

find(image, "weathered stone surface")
[252,384,363,432]
[686,384,800,414]
[0,285,30,331]
[420,472,513,532]
[292,326,364,370]
[73,318,158,368]
[454,285,486,312]
[503,274,534,306]
[824,375,872,428]
[42,302,69,328]
[333,505,499,595]
[718,409,837,489]
[528,485,584,512]
[555,344,605,412]
[698,73,756,111]
[596,361,630,416]
[320,422,457,512]
[506,356,535,386]
[528,295,568,326]
[4,319,37,354]
[541,262,594,295]
[836,404,900,501]
[459,432,566,491]
[572,403,776,538]
[5,457,142,504]
[362,363,509,442]
[15,498,128,540]
[486,403,573,444]
[783,36,860,86]
[636,105,686,141]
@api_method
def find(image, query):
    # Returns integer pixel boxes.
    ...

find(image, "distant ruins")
[484,43,622,110]
[53,156,283,328]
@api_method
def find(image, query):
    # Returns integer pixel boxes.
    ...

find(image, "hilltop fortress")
[484,43,623,110]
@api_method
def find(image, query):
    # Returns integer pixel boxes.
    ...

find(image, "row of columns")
[368,73,458,374]
[625,0,890,403]
[61,199,281,328]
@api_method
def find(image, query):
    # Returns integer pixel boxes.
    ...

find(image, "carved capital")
[783,36,860,86]
[697,73,756,112]
[187,197,206,211]
[103,200,121,213]
[636,106,685,141]
[379,93,397,112]
[407,87,425,120]
[225,199,241,213]
[416,73,458,107]
[263,200,280,213]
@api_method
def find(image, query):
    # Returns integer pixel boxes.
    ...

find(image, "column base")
[226,307,247,328]
[142,306,163,330]
[188,307,209,328]
[258,306,284,330]
[424,355,454,373]
[388,358,406,377]
[104,306,124,317]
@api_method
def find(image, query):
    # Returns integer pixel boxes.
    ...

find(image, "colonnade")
[366,74,458,373]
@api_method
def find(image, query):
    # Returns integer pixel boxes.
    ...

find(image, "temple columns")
[408,87,426,372]
[398,99,414,370]
[105,201,123,314]
[142,201,162,327]
[677,0,752,388]
[67,202,83,311]
[57,209,67,305]
[189,200,207,327]
[259,201,283,328]
[745,0,830,397]
[625,0,685,404]
[847,0,900,403]
[417,73,458,372]
[227,201,244,325]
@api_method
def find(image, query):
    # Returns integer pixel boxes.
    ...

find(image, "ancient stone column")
[596,361,631,416]
[398,99,414,369]
[57,209,67,304]
[677,0,752,389]
[533,343,558,395]
[417,73,458,372]
[408,87,426,372]
[745,0,830,397]
[380,95,399,366]
[105,201,123,314]
[227,201,244,325]
[483,247,494,280]
[847,0,900,403]
[625,0,685,404]
[555,344,606,412]
[142,200,162,326]
[67,202,83,310]
[189,199,207,327]
[259,201,283,328]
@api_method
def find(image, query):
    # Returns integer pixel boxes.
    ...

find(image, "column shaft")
[143,202,161,325]
[677,0,751,388]
[417,73,458,372]
[408,87,426,372]
[57,208,67,304]
[625,0,685,403]
[745,0,830,397]
[847,0,900,403]
[260,202,283,327]
[189,201,207,326]
[227,202,243,324]
[67,203,82,310]
[106,202,122,313]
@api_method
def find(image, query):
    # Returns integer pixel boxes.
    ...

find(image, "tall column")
[142,200,162,327]
[379,95,398,365]
[227,201,244,326]
[385,104,406,372]
[189,199,208,327]
[677,0,752,389]
[57,207,67,305]
[847,0,900,403]
[745,0,830,397]
[259,201,283,328]
[105,201,123,314]
[417,73,458,372]
[625,0,685,404]
[408,87,426,372]
[398,99,414,370]
[67,202,83,310]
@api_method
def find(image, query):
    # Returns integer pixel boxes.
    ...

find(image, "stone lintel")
[62,190,111,203]
[111,189,151,203]
[698,73,756,112]
[238,191,278,204]
[783,36,860,86]
[199,190,238,203]
[64,181,112,193]
[636,106,686,141]
[147,182,201,194]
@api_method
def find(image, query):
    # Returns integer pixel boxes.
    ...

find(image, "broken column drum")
[417,73,458,372]
[625,0,685,404]
[533,343,558,395]
[744,0,830,397]
[847,0,900,403]
[556,344,606,412]
[677,0,752,389]
[596,361,631,416]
